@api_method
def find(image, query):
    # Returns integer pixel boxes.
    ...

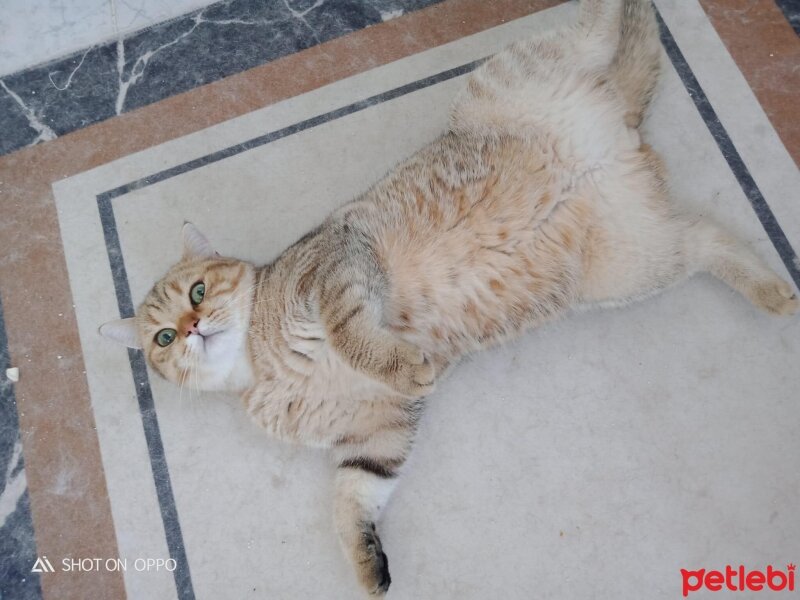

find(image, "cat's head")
[100,223,254,392]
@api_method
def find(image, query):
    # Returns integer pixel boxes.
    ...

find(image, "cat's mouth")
[189,329,224,354]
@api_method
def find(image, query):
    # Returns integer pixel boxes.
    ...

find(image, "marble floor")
[0,0,220,77]
[1,1,799,599]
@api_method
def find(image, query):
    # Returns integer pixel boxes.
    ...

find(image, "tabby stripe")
[290,349,312,361]
[330,305,363,335]
[295,267,317,298]
[333,433,370,446]
[326,281,353,304]
[153,283,168,304]
[339,457,401,479]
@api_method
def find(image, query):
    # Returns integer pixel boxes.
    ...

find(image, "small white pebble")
[57,355,63,359]
[6,367,19,382]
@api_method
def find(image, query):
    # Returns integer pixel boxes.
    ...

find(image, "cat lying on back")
[101,0,798,595]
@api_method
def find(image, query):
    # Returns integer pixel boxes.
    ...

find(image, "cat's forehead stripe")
[150,282,169,305]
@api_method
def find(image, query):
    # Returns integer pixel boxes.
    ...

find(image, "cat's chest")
[247,337,389,445]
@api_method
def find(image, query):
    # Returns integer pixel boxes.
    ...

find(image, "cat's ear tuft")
[99,318,142,349]
[182,222,216,259]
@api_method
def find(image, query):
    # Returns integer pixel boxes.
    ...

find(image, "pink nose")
[185,320,199,336]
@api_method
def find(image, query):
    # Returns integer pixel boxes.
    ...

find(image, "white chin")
[191,328,248,390]
[201,329,236,358]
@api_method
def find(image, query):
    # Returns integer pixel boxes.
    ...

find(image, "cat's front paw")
[388,342,435,398]
[356,523,391,596]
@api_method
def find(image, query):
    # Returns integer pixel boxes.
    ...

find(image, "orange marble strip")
[0,0,563,598]
[699,0,800,166]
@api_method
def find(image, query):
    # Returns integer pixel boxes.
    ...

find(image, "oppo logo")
[681,564,795,597]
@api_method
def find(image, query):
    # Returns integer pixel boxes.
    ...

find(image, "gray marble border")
[0,0,446,157]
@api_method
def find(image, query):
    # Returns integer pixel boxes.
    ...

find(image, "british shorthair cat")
[101,0,797,594]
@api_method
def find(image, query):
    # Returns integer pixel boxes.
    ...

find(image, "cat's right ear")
[182,222,216,260]
[99,318,142,349]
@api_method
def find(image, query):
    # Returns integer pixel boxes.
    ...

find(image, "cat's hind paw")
[749,277,799,316]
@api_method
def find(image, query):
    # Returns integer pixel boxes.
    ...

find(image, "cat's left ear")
[182,222,217,260]
[99,318,142,349]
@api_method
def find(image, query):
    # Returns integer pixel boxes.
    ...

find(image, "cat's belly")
[383,192,592,360]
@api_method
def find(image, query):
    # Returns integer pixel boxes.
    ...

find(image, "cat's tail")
[577,0,661,127]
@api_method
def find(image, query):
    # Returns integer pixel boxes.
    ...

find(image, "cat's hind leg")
[579,210,798,316]
[681,217,798,315]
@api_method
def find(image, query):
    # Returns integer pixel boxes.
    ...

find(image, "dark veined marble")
[774,0,800,36]
[0,292,42,600]
[0,0,446,156]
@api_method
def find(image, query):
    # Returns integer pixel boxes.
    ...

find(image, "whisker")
[192,351,201,406]
[178,362,188,410]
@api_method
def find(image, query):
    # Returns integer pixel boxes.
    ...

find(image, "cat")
[100,0,798,595]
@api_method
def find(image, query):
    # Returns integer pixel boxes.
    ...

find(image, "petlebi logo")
[31,556,55,573]
[681,564,795,597]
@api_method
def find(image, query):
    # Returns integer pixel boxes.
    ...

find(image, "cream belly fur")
[99,1,798,596]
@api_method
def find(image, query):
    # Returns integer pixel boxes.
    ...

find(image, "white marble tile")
[111,0,214,36]
[0,0,221,77]
[0,0,115,76]
[54,3,799,599]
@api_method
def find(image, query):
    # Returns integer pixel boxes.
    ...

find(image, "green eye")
[190,282,205,305]
[156,328,177,347]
